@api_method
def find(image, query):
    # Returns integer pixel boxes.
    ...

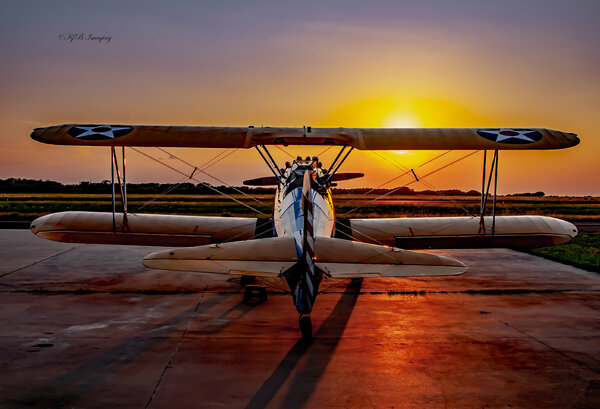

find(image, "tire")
[299,315,312,339]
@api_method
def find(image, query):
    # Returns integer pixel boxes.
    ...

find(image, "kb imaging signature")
[58,33,112,43]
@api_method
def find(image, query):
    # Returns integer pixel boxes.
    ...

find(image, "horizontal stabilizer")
[142,236,466,277]
[31,211,257,246]
[350,216,578,249]
[142,236,298,276]
[314,237,466,277]
[31,125,579,150]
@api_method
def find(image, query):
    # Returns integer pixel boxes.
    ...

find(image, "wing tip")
[567,132,580,148]
[30,127,44,143]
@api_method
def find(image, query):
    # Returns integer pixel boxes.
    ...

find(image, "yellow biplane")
[30,125,579,338]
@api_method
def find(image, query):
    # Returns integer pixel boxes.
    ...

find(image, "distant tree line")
[0,178,274,195]
[336,186,482,196]
[507,191,545,197]
[0,178,489,196]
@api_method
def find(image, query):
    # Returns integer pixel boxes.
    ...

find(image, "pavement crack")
[144,274,213,409]
[501,321,600,375]
[0,246,80,279]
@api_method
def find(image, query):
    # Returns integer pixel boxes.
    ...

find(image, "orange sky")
[1,1,598,195]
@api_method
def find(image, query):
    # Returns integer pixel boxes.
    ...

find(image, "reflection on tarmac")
[0,231,599,409]
[246,279,362,409]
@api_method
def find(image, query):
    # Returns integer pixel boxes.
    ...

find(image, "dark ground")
[0,230,599,409]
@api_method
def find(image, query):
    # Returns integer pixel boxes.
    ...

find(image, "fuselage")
[272,158,336,314]
[273,159,336,258]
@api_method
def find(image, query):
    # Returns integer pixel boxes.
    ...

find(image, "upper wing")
[31,125,579,150]
[348,216,578,249]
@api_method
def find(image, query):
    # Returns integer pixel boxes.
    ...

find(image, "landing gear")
[244,285,267,304]
[240,275,256,286]
[299,314,312,339]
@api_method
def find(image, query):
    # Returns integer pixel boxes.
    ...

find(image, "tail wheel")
[299,315,312,339]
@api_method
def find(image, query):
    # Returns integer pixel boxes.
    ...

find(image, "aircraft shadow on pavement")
[245,279,363,409]
[15,292,238,409]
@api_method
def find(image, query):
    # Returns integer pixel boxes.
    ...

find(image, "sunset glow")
[0,1,598,195]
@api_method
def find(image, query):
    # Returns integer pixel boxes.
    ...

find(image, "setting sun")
[0,1,596,195]
[383,113,421,129]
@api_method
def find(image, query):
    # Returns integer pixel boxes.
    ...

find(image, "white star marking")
[73,125,131,139]
[494,128,535,143]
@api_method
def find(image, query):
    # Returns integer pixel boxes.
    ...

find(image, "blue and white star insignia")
[68,125,134,140]
[477,129,543,144]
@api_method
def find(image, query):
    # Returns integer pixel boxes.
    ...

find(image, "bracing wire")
[375,151,477,216]
[274,145,296,160]
[130,147,268,216]
[135,174,190,213]
[134,148,238,212]
[337,150,452,207]
[316,146,334,158]
[341,150,479,216]
[156,147,268,206]
[200,148,239,172]
[194,148,232,171]
[219,218,275,244]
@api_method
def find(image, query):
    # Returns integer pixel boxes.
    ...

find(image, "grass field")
[525,233,600,273]
[1,193,599,221]
[2,192,598,273]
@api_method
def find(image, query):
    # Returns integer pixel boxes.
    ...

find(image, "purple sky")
[1,0,599,194]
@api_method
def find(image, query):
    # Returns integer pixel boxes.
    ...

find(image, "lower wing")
[31,211,257,246]
[348,216,578,249]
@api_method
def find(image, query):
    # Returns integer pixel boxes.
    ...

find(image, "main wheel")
[243,285,267,304]
[299,315,312,339]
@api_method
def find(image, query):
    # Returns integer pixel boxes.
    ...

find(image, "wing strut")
[255,145,283,182]
[110,146,128,231]
[479,150,499,235]
[326,146,354,183]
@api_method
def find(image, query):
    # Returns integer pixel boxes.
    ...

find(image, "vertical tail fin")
[298,170,318,313]
[284,169,322,314]
[302,169,316,289]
